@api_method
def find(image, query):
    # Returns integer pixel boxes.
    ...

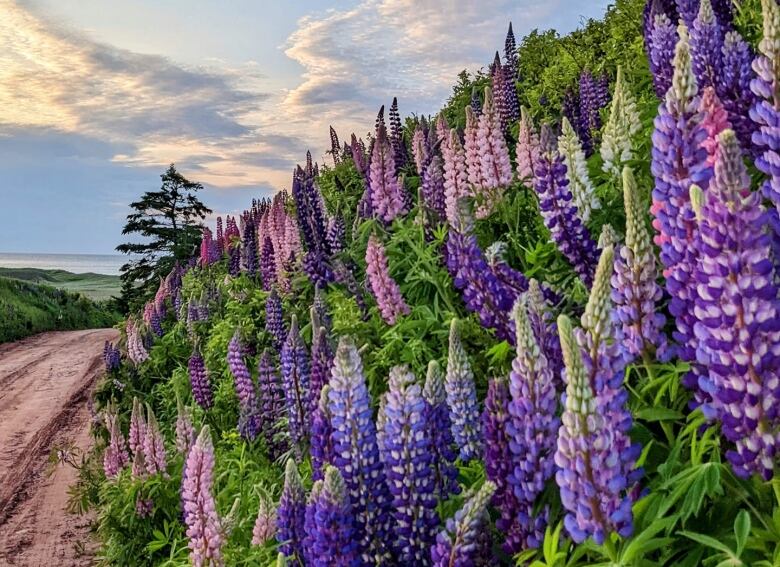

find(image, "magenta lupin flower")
[182,426,224,567]
[365,234,410,325]
[699,87,731,167]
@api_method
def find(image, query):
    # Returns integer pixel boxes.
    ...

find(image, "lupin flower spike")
[559,116,600,222]
[252,493,277,546]
[369,123,406,223]
[281,315,311,454]
[182,426,224,567]
[228,331,260,440]
[475,87,512,218]
[431,481,496,567]
[516,106,541,185]
[601,67,641,176]
[422,361,460,500]
[442,128,471,226]
[276,459,306,563]
[365,234,410,325]
[445,319,482,461]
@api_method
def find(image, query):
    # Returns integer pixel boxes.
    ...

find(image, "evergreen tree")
[116,164,211,311]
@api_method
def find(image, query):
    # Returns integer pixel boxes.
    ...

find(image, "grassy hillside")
[0,276,120,343]
[0,267,121,301]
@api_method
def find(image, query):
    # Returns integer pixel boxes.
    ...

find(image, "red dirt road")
[0,329,118,566]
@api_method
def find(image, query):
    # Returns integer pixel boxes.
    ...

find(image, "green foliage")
[0,276,119,343]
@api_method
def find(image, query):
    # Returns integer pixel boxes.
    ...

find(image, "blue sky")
[0,0,610,254]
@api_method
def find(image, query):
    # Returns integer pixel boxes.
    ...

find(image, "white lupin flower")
[601,66,641,175]
[558,117,600,222]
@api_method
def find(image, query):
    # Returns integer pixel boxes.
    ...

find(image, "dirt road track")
[0,329,118,566]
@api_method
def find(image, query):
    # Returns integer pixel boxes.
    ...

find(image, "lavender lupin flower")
[365,234,410,325]
[555,247,642,545]
[691,129,780,480]
[506,295,560,550]
[182,426,224,567]
[188,348,214,410]
[534,124,599,287]
[327,337,393,563]
[228,331,260,440]
[422,361,460,500]
[277,459,306,564]
[422,155,447,221]
[382,366,438,564]
[612,167,667,362]
[559,117,600,222]
[252,493,277,546]
[718,30,756,151]
[309,325,333,417]
[303,466,361,567]
[445,320,482,462]
[281,316,311,455]
[143,404,167,476]
[430,482,496,567]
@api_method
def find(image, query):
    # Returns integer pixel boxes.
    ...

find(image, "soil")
[0,329,119,566]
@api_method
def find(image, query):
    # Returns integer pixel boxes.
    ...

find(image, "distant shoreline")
[0,252,128,277]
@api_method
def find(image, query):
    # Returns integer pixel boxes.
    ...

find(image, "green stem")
[603,536,618,563]
[641,350,656,383]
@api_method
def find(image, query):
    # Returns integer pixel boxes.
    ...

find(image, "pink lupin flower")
[252,493,277,546]
[516,106,540,184]
[476,87,512,218]
[182,426,224,567]
[365,234,410,325]
[175,396,196,455]
[699,87,731,168]
[128,397,146,456]
[103,408,129,479]
[369,124,406,223]
[443,129,471,226]
[143,404,167,476]
[464,106,482,189]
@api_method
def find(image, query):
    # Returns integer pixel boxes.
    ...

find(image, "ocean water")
[0,252,127,276]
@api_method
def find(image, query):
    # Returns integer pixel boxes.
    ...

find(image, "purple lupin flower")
[612,167,668,362]
[365,234,410,325]
[261,236,277,291]
[505,22,518,79]
[690,0,724,90]
[310,385,333,482]
[309,325,333,417]
[555,247,642,545]
[421,155,447,221]
[326,215,346,255]
[327,337,393,564]
[389,97,408,173]
[422,361,460,500]
[691,129,780,480]
[312,283,332,332]
[648,11,679,98]
[534,124,599,287]
[651,24,710,370]
[277,459,306,564]
[182,426,224,567]
[445,320,482,462]
[303,466,361,567]
[506,294,560,551]
[228,331,260,440]
[482,377,521,554]
[381,366,439,564]
[430,482,496,567]
[490,52,510,132]
[265,289,287,350]
[719,30,757,151]
[577,71,602,154]
[258,350,286,456]
[329,125,341,166]
[241,218,258,277]
[751,0,780,225]
[369,123,406,223]
[188,348,214,410]
[281,315,311,455]
[103,408,129,479]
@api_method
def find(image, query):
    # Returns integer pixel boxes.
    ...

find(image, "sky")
[0,0,610,254]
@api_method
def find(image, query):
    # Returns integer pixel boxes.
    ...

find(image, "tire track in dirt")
[0,329,118,566]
